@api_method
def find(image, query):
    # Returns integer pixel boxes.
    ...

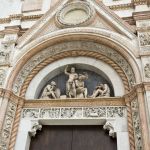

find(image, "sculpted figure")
[65,65,78,98]
[91,83,110,98]
[41,81,60,99]
[75,73,88,98]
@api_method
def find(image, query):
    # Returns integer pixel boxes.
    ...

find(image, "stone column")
[136,85,150,150]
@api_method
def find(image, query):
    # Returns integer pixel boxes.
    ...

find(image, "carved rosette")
[0,102,17,150]
[131,99,143,150]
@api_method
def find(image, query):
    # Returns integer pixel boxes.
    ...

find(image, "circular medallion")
[56,1,95,28]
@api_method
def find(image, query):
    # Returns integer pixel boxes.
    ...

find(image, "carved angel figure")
[91,83,110,98]
[41,81,60,99]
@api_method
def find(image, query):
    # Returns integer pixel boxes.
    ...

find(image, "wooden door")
[29,125,117,150]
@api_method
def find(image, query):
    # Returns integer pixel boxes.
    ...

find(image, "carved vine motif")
[13,41,135,95]
[144,63,150,78]
[22,106,126,119]
[131,99,143,150]
[0,102,17,150]
[139,32,150,46]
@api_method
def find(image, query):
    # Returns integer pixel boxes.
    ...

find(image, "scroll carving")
[29,121,42,137]
[103,121,116,138]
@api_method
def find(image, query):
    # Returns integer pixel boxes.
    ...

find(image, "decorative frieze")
[131,99,143,150]
[0,102,17,150]
[22,106,126,119]
[13,41,135,95]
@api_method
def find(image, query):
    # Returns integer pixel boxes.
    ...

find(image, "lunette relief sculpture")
[41,81,61,99]
[40,65,111,99]
[91,83,110,98]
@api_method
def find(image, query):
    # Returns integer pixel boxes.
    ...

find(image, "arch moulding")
[6,28,141,97]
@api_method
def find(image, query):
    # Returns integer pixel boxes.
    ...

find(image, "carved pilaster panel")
[131,98,143,150]
[0,101,17,150]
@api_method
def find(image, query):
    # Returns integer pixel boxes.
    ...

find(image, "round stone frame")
[55,1,95,28]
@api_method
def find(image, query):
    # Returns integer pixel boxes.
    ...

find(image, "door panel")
[29,126,72,150]
[29,125,117,150]
[72,126,117,150]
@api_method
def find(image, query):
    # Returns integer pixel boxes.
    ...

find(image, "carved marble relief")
[13,41,135,95]
[131,99,143,150]
[0,69,6,87]
[22,106,126,119]
[40,65,111,99]
[0,102,17,150]
[0,36,16,66]
[139,32,150,46]
[144,64,150,78]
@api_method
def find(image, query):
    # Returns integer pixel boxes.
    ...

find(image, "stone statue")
[75,73,88,98]
[41,81,60,99]
[65,65,78,98]
[91,83,110,98]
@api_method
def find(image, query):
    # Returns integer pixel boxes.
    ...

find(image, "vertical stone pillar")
[125,96,136,150]
[136,85,150,150]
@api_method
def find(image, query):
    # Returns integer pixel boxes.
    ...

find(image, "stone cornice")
[0,88,24,104]
[0,14,43,24]
[133,11,150,20]
[24,97,125,108]
[109,3,133,11]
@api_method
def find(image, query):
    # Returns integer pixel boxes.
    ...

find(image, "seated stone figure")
[75,73,88,98]
[91,83,110,98]
[41,81,61,99]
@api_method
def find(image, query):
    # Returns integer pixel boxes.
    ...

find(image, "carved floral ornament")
[12,41,135,96]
